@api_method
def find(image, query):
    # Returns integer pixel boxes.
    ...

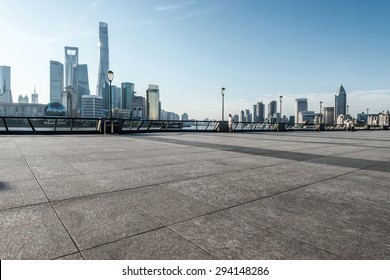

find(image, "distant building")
[18,95,29,104]
[245,109,251,123]
[335,85,347,122]
[62,86,77,117]
[121,83,134,111]
[31,87,38,104]
[252,104,257,122]
[298,111,316,124]
[0,65,13,103]
[268,100,277,120]
[73,64,90,115]
[239,110,245,122]
[96,22,110,103]
[50,61,64,103]
[45,102,66,116]
[323,107,335,124]
[0,103,46,117]
[65,47,79,87]
[146,84,160,120]
[181,113,188,121]
[379,111,390,126]
[112,85,121,109]
[81,95,102,118]
[295,98,308,124]
[256,102,265,122]
[132,95,146,119]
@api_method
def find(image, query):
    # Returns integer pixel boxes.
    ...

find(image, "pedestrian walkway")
[0,131,389,259]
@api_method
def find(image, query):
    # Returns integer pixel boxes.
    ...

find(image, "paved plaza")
[0,131,389,260]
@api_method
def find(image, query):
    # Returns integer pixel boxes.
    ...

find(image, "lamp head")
[107,70,114,82]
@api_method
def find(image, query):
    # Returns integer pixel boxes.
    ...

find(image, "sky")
[0,0,389,120]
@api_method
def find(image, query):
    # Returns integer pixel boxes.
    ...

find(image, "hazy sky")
[0,0,389,119]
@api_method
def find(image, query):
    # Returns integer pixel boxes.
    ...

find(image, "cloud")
[155,0,196,12]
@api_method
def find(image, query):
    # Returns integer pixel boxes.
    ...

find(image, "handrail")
[0,116,388,134]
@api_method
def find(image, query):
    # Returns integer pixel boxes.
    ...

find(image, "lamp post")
[367,108,369,124]
[221,87,225,121]
[107,70,114,121]
[320,101,323,123]
[279,95,283,122]
[347,105,349,116]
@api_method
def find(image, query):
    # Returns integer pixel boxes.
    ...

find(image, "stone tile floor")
[0,131,389,259]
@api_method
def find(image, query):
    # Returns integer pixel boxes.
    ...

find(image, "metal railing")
[0,116,388,134]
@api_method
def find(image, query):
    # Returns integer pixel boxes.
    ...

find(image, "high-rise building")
[132,95,146,119]
[121,83,134,111]
[0,66,13,103]
[323,107,335,124]
[335,85,347,121]
[96,22,109,104]
[64,47,79,87]
[181,113,188,121]
[31,86,38,104]
[73,64,90,116]
[256,102,265,122]
[146,84,160,120]
[50,61,64,103]
[112,86,121,109]
[252,105,257,122]
[295,98,308,124]
[268,100,277,122]
[81,95,103,118]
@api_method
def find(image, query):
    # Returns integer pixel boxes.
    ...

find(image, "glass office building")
[64,47,79,87]
[0,65,13,103]
[146,84,160,120]
[50,61,64,103]
[122,82,134,110]
[96,22,109,98]
[295,98,308,124]
[335,85,347,121]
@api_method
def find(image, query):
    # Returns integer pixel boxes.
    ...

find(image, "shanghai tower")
[96,22,110,110]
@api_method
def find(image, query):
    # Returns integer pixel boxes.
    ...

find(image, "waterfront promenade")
[0,131,389,260]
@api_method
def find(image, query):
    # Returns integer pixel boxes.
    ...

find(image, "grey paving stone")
[171,211,339,259]
[119,185,220,225]
[0,180,48,210]
[38,174,110,201]
[0,165,35,182]
[54,252,84,260]
[30,163,83,179]
[228,179,390,259]
[0,204,78,259]
[52,192,164,250]
[82,227,215,260]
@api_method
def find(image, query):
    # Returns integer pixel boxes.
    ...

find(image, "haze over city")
[0,0,389,120]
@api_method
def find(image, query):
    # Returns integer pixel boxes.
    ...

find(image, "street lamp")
[221,87,225,121]
[347,105,349,115]
[107,70,114,121]
[279,95,283,122]
[320,101,323,123]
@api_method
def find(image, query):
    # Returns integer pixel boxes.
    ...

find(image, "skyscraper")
[31,86,38,104]
[73,64,90,115]
[146,84,160,120]
[50,61,64,103]
[122,83,134,110]
[295,98,308,124]
[0,66,13,103]
[268,100,277,120]
[64,47,79,87]
[96,22,109,105]
[335,85,347,121]
[256,101,265,122]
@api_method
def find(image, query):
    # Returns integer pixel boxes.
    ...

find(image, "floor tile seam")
[78,225,168,257]
[163,169,367,231]
[226,212,347,259]
[11,136,84,259]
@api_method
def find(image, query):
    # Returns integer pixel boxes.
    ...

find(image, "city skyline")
[0,0,389,120]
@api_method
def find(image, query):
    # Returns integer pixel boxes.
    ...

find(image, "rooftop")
[0,131,389,260]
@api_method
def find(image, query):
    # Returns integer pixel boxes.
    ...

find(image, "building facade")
[0,103,46,117]
[295,98,308,124]
[146,84,160,120]
[73,64,90,115]
[96,22,109,101]
[0,66,13,103]
[81,95,103,118]
[64,47,79,87]
[50,61,64,103]
[121,83,134,111]
[132,95,146,119]
[256,102,265,122]
[323,107,335,124]
[335,85,347,121]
